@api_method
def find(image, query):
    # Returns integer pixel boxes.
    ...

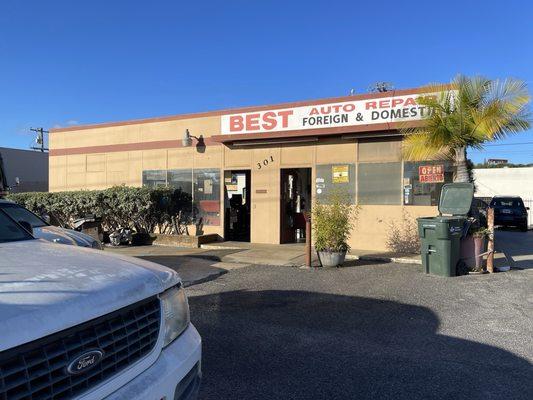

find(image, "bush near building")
[6,186,191,234]
[386,209,421,255]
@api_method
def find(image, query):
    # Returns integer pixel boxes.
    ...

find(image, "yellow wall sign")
[332,165,349,183]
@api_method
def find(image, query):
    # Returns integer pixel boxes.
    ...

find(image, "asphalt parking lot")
[187,261,532,400]
[496,228,533,269]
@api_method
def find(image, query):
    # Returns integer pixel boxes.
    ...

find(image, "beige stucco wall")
[351,205,436,251]
[49,115,221,191]
[49,118,440,251]
[49,116,221,149]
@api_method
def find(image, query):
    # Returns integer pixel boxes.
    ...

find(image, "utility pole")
[30,127,49,152]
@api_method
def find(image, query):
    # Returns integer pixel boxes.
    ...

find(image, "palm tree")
[401,75,531,182]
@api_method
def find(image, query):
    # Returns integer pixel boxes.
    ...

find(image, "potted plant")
[312,191,358,267]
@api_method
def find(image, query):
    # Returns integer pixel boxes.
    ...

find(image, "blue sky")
[1,0,532,163]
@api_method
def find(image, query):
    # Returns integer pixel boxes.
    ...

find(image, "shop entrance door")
[224,170,251,242]
[280,168,311,244]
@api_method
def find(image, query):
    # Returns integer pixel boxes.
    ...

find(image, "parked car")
[489,196,529,231]
[0,208,201,400]
[0,199,103,249]
[0,152,7,197]
[469,198,489,228]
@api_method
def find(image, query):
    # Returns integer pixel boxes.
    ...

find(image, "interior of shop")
[280,168,312,244]
[224,170,251,242]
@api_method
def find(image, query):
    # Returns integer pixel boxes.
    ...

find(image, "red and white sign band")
[221,93,438,135]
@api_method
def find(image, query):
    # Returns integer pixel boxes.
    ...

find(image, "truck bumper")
[105,324,202,400]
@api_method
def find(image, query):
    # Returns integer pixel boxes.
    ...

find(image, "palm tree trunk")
[454,146,469,182]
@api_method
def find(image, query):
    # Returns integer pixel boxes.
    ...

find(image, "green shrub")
[386,209,420,254]
[312,190,358,253]
[6,186,191,234]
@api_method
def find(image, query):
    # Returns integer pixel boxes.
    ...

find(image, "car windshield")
[0,209,34,243]
[491,199,523,208]
[0,203,48,228]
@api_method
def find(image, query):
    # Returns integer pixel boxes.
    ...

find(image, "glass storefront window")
[168,169,194,217]
[143,168,221,226]
[142,170,167,187]
[357,162,402,205]
[193,169,221,226]
[403,161,453,206]
[315,164,356,204]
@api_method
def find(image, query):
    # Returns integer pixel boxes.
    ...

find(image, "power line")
[469,149,533,154]
[483,141,533,147]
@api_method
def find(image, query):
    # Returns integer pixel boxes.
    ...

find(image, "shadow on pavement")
[336,259,384,268]
[138,255,227,286]
[495,229,533,269]
[191,290,532,400]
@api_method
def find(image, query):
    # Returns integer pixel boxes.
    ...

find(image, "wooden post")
[487,208,495,273]
[305,212,312,267]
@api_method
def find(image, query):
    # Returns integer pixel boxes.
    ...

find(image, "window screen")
[358,138,401,162]
[358,162,401,205]
[403,161,453,206]
[142,170,167,187]
[315,164,356,204]
[193,168,221,226]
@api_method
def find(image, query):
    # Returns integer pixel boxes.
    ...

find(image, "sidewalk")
[106,241,509,280]
[108,241,423,272]
[107,245,252,287]
[107,240,515,286]
[200,241,423,266]
[108,242,416,286]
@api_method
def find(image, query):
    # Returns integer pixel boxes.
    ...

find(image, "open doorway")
[280,168,312,244]
[224,170,251,242]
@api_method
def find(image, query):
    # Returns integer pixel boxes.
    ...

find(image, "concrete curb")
[182,269,228,287]
[347,254,422,265]
[201,244,422,267]
[219,253,422,268]
[200,244,246,250]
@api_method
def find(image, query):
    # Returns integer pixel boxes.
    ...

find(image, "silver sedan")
[0,199,103,249]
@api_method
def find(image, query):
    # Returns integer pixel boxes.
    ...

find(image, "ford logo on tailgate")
[67,349,104,375]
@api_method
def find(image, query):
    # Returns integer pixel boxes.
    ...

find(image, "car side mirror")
[18,220,33,235]
[42,213,51,224]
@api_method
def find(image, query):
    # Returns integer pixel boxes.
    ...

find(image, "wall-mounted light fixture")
[182,129,202,146]
[182,129,206,152]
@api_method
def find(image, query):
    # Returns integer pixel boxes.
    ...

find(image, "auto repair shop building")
[49,87,453,251]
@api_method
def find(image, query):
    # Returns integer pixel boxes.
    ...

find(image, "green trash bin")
[417,183,474,277]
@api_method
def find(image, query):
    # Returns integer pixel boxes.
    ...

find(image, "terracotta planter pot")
[318,251,346,267]
[473,236,486,271]
[460,235,486,271]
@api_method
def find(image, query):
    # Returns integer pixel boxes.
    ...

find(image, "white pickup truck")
[0,209,201,399]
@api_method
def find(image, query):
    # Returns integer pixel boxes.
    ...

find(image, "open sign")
[419,165,444,183]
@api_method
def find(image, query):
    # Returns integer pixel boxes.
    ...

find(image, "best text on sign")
[418,165,445,183]
[220,93,438,135]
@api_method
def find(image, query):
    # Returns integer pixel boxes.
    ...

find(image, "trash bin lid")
[438,182,474,216]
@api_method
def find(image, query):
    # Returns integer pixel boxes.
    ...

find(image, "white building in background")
[485,158,508,166]
[0,147,48,193]
[474,167,533,199]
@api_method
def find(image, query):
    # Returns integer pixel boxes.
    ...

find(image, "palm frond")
[470,78,531,140]
[402,132,452,161]
[401,75,531,163]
